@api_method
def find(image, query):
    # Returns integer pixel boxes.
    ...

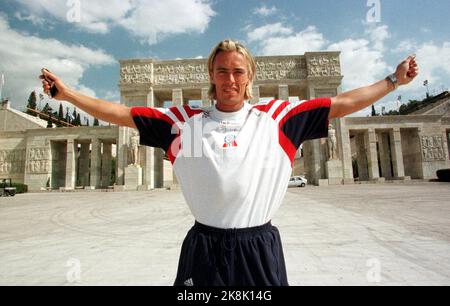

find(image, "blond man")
[41,40,418,286]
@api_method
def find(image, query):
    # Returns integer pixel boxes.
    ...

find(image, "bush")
[437,169,450,182]
[11,183,28,194]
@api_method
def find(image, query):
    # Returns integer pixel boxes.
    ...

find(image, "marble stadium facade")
[0,52,449,191]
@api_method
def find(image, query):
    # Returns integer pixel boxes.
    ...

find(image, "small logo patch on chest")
[223,134,238,148]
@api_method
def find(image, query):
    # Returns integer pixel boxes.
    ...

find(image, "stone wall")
[0,101,47,132]
[0,131,27,183]
[401,129,423,179]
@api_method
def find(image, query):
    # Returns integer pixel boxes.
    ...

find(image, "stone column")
[143,146,155,189]
[172,166,178,186]
[201,88,211,107]
[365,129,382,181]
[101,142,112,187]
[447,130,450,160]
[390,128,408,179]
[355,133,369,181]
[335,118,354,184]
[303,139,323,185]
[90,138,102,188]
[172,88,183,106]
[154,148,164,188]
[78,142,90,186]
[278,84,289,101]
[141,88,156,190]
[377,131,392,179]
[116,126,128,185]
[251,85,260,104]
[64,139,76,190]
[303,85,324,185]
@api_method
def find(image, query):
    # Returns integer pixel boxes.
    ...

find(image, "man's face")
[210,51,251,111]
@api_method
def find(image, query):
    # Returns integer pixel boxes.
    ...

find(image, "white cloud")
[391,40,450,97]
[328,26,390,90]
[410,41,450,91]
[16,0,216,44]
[366,24,390,52]
[0,15,115,121]
[248,25,327,56]
[120,0,216,45]
[14,11,47,26]
[346,40,450,117]
[247,23,292,42]
[247,23,397,117]
[103,90,120,102]
[253,5,277,17]
[247,24,389,87]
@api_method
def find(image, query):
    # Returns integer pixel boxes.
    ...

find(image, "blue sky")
[1,0,450,120]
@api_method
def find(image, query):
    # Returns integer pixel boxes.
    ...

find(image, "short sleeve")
[130,107,178,151]
[279,97,331,149]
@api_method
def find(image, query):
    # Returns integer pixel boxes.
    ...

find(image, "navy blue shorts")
[174,221,289,286]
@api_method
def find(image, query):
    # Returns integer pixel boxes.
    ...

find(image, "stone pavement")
[0,182,449,286]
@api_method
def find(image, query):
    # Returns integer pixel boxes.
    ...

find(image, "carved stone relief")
[120,64,153,84]
[0,149,26,174]
[255,58,307,81]
[154,63,209,85]
[421,135,446,161]
[27,147,51,174]
[307,55,341,77]
[119,55,343,86]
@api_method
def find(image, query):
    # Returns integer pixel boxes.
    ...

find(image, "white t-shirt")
[131,98,331,228]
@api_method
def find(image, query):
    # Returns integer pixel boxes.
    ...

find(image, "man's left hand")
[396,54,419,86]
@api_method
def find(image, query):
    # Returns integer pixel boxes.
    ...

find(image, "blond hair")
[207,39,257,101]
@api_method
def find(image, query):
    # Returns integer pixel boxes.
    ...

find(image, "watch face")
[388,74,398,88]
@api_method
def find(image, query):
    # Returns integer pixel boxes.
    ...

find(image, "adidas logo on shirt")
[184,278,194,286]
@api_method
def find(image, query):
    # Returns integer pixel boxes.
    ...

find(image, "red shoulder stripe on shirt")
[131,107,175,126]
[168,106,185,122]
[167,135,181,165]
[278,129,297,166]
[183,105,204,118]
[271,101,290,120]
[251,99,277,113]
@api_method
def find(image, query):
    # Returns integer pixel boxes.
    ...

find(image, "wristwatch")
[386,73,399,90]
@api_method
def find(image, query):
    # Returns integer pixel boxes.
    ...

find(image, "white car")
[288,176,307,188]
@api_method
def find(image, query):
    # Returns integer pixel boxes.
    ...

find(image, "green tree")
[371,105,378,116]
[42,102,50,114]
[65,107,71,124]
[46,113,53,128]
[39,103,50,121]
[75,113,81,126]
[58,103,64,120]
[26,91,37,116]
[72,108,77,122]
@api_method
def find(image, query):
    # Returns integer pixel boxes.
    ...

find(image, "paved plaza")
[0,182,449,286]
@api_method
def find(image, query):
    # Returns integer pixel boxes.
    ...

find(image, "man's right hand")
[38,68,137,128]
[39,69,68,100]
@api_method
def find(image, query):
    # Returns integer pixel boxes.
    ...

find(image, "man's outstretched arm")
[328,55,419,119]
[40,69,136,128]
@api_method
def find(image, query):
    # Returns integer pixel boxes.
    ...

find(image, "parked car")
[0,178,17,197]
[288,176,307,188]
[436,169,450,182]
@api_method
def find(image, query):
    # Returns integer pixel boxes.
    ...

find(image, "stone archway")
[118,52,343,187]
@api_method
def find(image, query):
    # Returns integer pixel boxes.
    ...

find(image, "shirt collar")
[211,102,251,121]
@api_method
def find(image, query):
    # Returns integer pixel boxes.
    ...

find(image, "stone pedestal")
[125,164,142,190]
[325,159,343,185]
[395,176,411,181]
